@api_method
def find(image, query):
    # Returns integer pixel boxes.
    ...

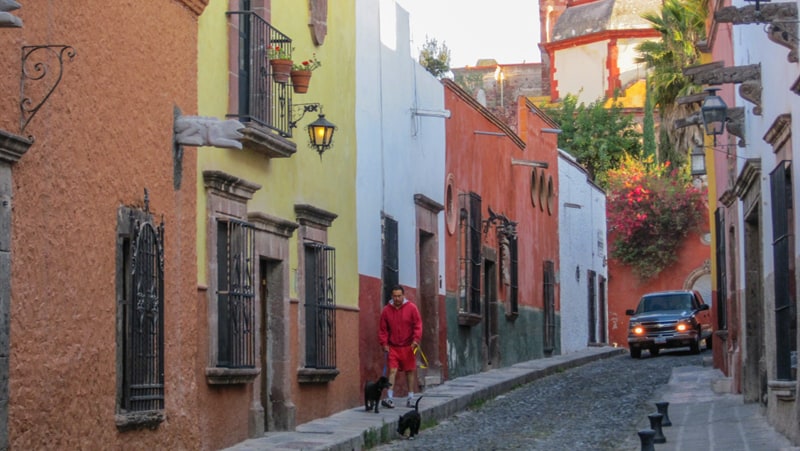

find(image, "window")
[304,242,336,369]
[770,161,796,380]
[226,2,295,157]
[715,208,728,331]
[382,215,399,305]
[116,195,165,430]
[458,192,482,326]
[543,260,556,354]
[295,203,339,383]
[508,234,519,316]
[217,218,256,369]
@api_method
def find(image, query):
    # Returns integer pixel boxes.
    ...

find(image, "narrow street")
[375,350,706,450]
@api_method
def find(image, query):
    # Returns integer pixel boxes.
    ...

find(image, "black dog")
[364,376,391,413]
[397,396,423,439]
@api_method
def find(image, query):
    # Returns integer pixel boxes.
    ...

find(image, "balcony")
[226,10,296,158]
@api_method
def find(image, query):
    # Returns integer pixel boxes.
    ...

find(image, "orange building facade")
[0,1,262,449]
[443,80,561,377]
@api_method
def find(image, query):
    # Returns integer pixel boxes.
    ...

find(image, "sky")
[396,0,542,68]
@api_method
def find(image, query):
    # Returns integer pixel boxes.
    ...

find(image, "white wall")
[554,41,607,104]
[558,150,608,353]
[355,0,446,293]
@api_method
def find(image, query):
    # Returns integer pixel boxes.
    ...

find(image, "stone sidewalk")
[222,346,625,451]
[627,364,798,451]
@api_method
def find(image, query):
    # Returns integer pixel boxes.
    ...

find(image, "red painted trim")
[541,29,660,53]
[549,51,559,102]
[606,39,620,97]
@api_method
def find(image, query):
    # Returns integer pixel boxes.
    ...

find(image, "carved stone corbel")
[766,21,798,62]
[683,62,762,116]
[739,80,762,116]
[725,107,746,147]
[715,2,798,63]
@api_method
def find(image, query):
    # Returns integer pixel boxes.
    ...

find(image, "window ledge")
[768,380,796,401]
[457,312,482,327]
[297,368,340,384]
[240,122,297,158]
[115,410,165,431]
[205,367,260,385]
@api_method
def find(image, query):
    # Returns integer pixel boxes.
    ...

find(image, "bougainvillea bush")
[606,154,706,280]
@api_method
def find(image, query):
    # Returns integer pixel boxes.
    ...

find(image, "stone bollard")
[637,428,656,451]
[655,401,672,427]
[648,413,667,444]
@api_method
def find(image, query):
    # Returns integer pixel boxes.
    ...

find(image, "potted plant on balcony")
[290,55,321,94]
[268,44,293,84]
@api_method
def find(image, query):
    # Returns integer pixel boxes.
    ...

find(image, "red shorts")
[387,345,416,372]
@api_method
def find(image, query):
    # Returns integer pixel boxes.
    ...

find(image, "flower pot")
[269,59,292,84]
[290,70,312,94]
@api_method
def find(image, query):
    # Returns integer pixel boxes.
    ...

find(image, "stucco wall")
[1,1,200,449]
[442,88,560,376]
[730,0,799,442]
[554,41,608,103]
[558,151,608,354]
[607,230,711,349]
[355,0,447,389]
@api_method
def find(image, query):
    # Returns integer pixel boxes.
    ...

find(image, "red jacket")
[378,299,422,348]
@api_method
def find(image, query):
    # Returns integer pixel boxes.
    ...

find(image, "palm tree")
[636,0,708,169]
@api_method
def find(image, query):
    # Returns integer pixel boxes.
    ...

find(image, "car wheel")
[630,347,642,359]
[649,347,660,357]
[705,335,713,350]
[690,333,701,354]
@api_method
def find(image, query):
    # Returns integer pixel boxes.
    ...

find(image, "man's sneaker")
[406,397,414,407]
[381,399,395,409]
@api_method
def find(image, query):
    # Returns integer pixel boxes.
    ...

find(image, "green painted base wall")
[445,294,561,379]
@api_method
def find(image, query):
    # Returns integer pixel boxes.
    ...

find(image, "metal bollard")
[648,413,667,444]
[637,428,656,451]
[655,401,672,427]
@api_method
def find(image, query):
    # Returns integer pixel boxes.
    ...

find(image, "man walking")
[378,285,422,408]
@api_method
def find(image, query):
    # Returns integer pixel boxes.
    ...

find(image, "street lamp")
[700,88,727,138]
[307,114,336,157]
[290,103,337,158]
[691,145,706,176]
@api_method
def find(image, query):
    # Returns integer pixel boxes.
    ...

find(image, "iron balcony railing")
[226,10,293,137]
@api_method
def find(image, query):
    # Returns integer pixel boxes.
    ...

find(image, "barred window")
[217,219,256,368]
[382,215,399,306]
[116,194,165,430]
[508,234,519,315]
[304,242,337,369]
[543,260,556,354]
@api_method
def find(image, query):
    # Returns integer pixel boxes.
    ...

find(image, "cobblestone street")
[375,350,706,450]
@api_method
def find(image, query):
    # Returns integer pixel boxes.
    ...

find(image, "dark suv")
[626,290,713,359]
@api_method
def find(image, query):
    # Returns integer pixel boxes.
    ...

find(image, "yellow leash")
[413,346,429,369]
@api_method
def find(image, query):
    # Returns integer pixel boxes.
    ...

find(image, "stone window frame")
[203,170,262,385]
[294,204,340,384]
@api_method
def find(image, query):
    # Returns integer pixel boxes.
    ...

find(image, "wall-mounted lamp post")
[691,145,706,176]
[700,88,728,143]
[290,103,336,158]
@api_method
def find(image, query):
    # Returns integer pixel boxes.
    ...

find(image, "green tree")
[643,79,657,160]
[419,36,451,79]
[636,0,708,168]
[543,94,642,187]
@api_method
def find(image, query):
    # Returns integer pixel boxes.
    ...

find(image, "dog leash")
[413,346,429,369]
[382,351,388,377]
